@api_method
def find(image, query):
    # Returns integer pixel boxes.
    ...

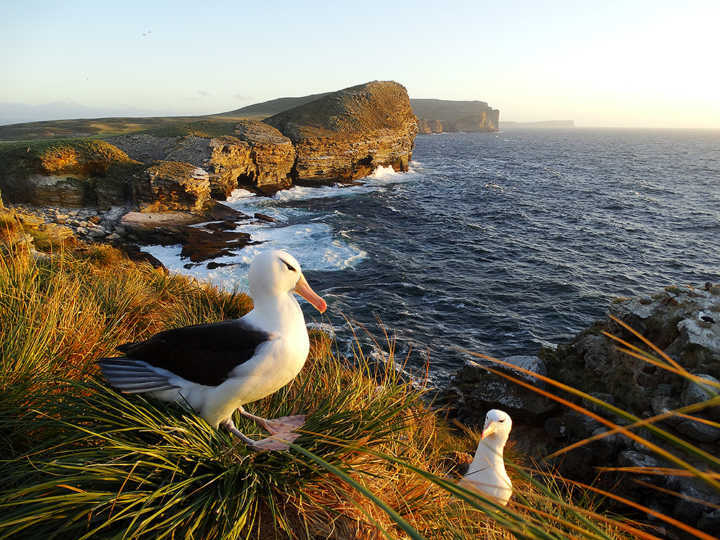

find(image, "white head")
[481,409,512,447]
[248,250,327,313]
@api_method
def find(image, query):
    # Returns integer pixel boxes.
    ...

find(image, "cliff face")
[264,81,417,183]
[109,121,295,198]
[412,99,499,133]
[0,141,141,208]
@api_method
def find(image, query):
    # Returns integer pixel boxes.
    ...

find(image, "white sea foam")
[142,166,421,289]
[141,222,366,291]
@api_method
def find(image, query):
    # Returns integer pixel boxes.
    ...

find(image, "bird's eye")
[280,259,296,272]
[498,418,505,423]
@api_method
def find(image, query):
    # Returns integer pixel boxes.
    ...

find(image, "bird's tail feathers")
[98,358,179,394]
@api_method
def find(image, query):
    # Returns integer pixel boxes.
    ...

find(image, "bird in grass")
[461,409,513,505]
[99,249,326,451]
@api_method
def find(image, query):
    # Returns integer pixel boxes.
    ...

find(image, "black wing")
[101,320,271,387]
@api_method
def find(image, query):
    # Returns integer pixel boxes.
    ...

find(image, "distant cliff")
[412,99,499,133]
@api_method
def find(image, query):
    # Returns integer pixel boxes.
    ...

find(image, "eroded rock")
[134,161,212,213]
[264,81,417,184]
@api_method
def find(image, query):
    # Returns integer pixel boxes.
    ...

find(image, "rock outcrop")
[132,161,212,213]
[0,141,141,208]
[443,283,720,534]
[264,81,417,184]
[231,120,294,194]
[112,123,295,198]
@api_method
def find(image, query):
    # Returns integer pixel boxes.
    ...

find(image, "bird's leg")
[237,406,306,435]
[221,419,298,452]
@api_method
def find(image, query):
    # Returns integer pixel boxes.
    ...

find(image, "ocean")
[145,128,720,384]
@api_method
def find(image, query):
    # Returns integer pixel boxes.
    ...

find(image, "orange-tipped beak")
[294,275,327,313]
[481,423,496,440]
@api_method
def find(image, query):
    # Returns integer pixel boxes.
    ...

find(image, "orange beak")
[481,423,496,440]
[294,275,327,313]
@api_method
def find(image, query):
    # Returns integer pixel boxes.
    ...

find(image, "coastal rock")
[682,374,720,421]
[119,203,251,258]
[134,161,212,213]
[21,175,88,207]
[180,226,254,263]
[542,285,720,415]
[0,141,140,208]
[264,81,417,184]
[231,120,294,194]
[105,133,178,164]
[442,355,555,424]
[155,126,294,198]
[416,118,444,134]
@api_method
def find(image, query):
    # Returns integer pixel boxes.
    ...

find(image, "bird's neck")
[252,291,305,332]
[469,436,507,475]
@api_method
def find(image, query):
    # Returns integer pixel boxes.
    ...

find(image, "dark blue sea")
[147,129,720,383]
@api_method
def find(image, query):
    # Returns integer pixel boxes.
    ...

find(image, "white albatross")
[99,249,326,451]
[460,409,513,505]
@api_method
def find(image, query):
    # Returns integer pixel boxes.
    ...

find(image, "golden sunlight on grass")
[1,241,707,538]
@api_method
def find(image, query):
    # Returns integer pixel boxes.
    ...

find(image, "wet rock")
[179,227,254,263]
[254,212,276,223]
[207,202,247,222]
[119,211,201,244]
[206,261,239,270]
[118,244,167,270]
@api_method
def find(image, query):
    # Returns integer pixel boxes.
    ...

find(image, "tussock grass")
[0,244,690,539]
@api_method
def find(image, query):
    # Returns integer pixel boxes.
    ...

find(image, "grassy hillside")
[218,92,331,118]
[0,220,660,538]
[0,116,248,142]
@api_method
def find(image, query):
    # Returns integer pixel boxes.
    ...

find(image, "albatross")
[461,409,513,505]
[98,249,327,451]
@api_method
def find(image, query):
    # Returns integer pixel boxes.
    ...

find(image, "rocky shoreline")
[441,284,720,534]
[0,81,417,268]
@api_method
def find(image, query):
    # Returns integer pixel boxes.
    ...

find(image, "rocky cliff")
[108,120,295,197]
[264,81,417,183]
[0,141,142,208]
[412,99,500,133]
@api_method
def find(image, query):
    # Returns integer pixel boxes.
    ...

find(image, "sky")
[1,0,719,128]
